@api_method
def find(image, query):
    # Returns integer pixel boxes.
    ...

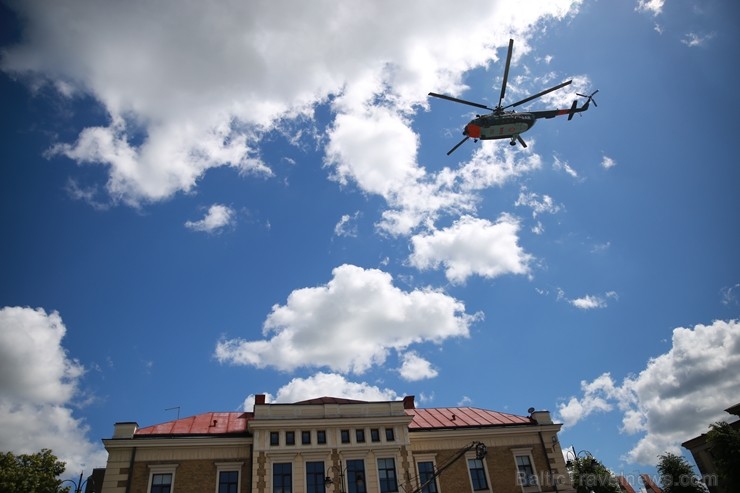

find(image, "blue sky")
[1,0,739,487]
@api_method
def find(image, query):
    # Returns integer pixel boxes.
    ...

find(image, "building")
[681,402,740,493]
[99,395,575,493]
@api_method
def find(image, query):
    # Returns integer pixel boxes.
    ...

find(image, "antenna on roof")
[165,406,181,420]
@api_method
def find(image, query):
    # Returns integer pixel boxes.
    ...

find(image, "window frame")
[377,457,399,493]
[317,430,327,444]
[511,448,541,492]
[215,462,243,493]
[356,429,366,443]
[286,431,296,445]
[370,429,380,443]
[302,430,312,445]
[384,428,395,442]
[346,459,366,493]
[466,457,490,491]
[305,460,326,493]
[341,429,351,444]
[270,431,280,446]
[273,462,293,493]
[416,459,438,493]
[147,464,178,493]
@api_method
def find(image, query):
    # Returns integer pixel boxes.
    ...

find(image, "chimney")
[403,395,415,409]
[530,410,553,425]
[113,422,138,439]
[255,394,266,405]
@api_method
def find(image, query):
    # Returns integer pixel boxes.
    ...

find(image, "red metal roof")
[641,474,663,493]
[407,407,533,430]
[132,403,533,437]
[293,396,369,405]
[135,412,251,437]
[617,476,637,493]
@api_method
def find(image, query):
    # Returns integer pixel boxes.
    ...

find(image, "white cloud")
[681,32,715,48]
[515,188,562,218]
[334,212,361,238]
[720,283,740,306]
[553,155,579,179]
[241,373,399,411]
[0,307,107,473]
[215,264,479,373]
[601,155,617,169]
[185,204,235,233]
[399,351,439,381]
[409,214,532,284]
[2,0,584,208]
[557,289,617,310]
[636,0,665,16]
[556,319,740,465]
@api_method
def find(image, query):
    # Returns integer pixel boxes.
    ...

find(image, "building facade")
[681,402,740,493]
[100,396,575,493]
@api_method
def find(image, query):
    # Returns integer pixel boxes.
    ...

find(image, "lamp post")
[325,461,365,493]
[564,447,596,470]
[60,471,90,493]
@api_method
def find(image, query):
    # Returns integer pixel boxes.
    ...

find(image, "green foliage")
[656,452,705,493]
[0,449,69,493]
[706,421,740,492]
[568,455,621,493]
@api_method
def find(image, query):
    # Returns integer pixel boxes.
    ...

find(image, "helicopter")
[428,39,598,155]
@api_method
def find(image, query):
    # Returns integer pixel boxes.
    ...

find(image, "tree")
[656,452,705,493]
[567,454,621,493]
[706,421,740,493]
[0,448,69,493]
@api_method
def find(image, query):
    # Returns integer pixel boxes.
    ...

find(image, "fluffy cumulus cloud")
[556,319,740,465]
[398,351,439,381]
[556,288,617,310]
[215,264,480,373]
[185,204,235,233]
[0,306,107,472]
[409,214,532,284]
[241,372,400,411]
[1,0,583,208]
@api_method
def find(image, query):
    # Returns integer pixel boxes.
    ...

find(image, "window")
[273,463,292,493]
[356,429,365,443]
[468,458,488,491]
[341,429,350,443]
[148,465,177,493]
[215,463,243,493]
[417,461,438,493]
[385,428,395,441]
[377,458,398,493]
[286,431,295,445]
[317,430,327,444]
[346,459,366,493]
[270,432,280,446]
[370,429,380,442]
[151,474,172,493]
[515,455,537,487]
[306,461,325,493]
[218,471,239,493]
[302,431,311,445]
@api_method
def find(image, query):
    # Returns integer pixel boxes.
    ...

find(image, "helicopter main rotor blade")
[504,79,573,110]
[428,92,493,111]
[447,136,470,156]
[498,39,514,108]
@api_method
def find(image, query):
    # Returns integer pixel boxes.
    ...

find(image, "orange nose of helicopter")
[464,123,481,139]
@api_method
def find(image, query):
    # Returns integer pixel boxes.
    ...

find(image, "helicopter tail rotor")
[576,90,599,108]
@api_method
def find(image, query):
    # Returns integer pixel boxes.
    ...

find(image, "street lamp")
[60,471,92,493]
[564,447,597,469]
[325,461,365,493]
